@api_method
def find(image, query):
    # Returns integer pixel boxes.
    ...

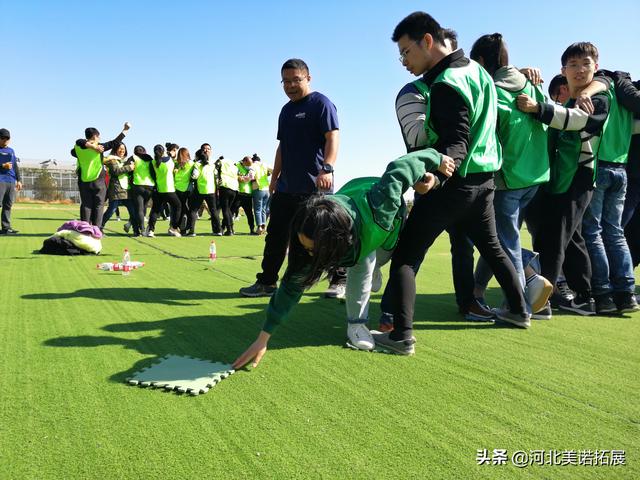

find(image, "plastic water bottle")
[209,241,217,262]
[122,249,131,276]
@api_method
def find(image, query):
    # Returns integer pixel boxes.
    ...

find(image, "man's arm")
[517,93,609,133]
[316,130,339,190]
[269,143,282,195]
[395,83,428,151]
[429,83,470,170]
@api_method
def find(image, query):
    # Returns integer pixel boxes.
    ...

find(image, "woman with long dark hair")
[101,142,136,231]
[187,148,222,236]
[233,149,453,368]
[174,146,195,233]
[128,145,155,237]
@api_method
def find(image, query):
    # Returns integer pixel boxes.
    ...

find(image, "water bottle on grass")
[123,249,131,276]
[209,241,217,263]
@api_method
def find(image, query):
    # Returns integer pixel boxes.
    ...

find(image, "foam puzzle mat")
[127,355,235,396]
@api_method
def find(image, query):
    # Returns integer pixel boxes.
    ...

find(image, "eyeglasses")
[399,41,421,62]
[281,77,308,86]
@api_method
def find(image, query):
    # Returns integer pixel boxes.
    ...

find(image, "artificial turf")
[0,204,638,479]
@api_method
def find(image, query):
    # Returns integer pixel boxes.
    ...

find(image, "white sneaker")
[145,229,155,238]
[371,267,383,293]
[525,274,553,313]
[168,228,182,237]
[325,283,346,299]
[347,323,375,351]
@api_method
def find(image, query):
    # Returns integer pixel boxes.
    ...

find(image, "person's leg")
[241,194,255,232]
[582,168,611,297]
[91,179,107,227]
[147,191,162,233]
[345,251,377,350]
[101,199,120,228]
[166,192,182,230]
[600,168,636,300]
[625,205,640,268]
[252,190,264,228]
[78,181,92,222]
[464,186,527,317]
[205,194,222,234]
[447,224,476,309]
[255,192,303,286]
[187,193,202,234]
[0,182,15,230]
[621,178,640,227]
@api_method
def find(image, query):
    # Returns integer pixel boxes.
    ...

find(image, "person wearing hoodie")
[469,34,553,318]
[101,142,136,232]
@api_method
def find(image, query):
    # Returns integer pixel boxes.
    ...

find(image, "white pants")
[346,248,393,324]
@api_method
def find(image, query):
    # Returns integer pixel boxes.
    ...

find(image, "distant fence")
[17,166,80,203]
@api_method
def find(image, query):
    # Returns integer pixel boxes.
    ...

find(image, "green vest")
[174,160,194,192]
[153,158,175,193]
[74,145,103,182]
[132,155,155,187]
[196,163,217,194]
[598,85,634,164]
[413,60,501,177]
[219,160,239,191]
[335,177,403,264]
[108,157,130,190]
[495,80,550,189]
[237,163,253,194]
[254,163,270,190]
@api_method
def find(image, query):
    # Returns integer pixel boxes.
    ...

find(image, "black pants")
[527,169,593,295]
[79,178,107,226]
[188,193,222,234]
[176,190,191,232]
[130,185,153,235]
[0,182,16,230]
[148,191,181,231]
[389,174,526,341]
[218,187,237,233]
[233,193,255,233]
[257,191,310,285]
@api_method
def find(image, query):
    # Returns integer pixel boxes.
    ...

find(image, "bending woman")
[233,149,453,368]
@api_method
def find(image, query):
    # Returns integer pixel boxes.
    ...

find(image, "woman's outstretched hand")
[232,331,271,369]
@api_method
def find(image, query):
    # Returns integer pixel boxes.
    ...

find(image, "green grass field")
[1,204,638,479]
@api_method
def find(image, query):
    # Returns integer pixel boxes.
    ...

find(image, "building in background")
[17,159,79,202]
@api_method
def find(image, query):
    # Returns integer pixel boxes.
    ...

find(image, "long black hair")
[109,141,127,158]
[284,195,354,288]
[153,144,165,167]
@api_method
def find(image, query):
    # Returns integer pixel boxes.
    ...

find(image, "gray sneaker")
[239,282,277,298]
[495,308,531,329]
[371,331,415,355]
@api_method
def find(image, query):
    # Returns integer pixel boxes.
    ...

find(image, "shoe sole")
[239,290,275,298]
[596,307,618,315]
[529,279,553,313]
[531,311,552,320]
[464,313,495,322]
[496,313,531,329]
[345,341,375,351]
[558,305,595,316]
[618,306,640,314]
[373,344,415,355]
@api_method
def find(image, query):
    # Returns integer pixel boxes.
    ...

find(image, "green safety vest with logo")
[412,60,501,177]
[236,163,253,194]
[253,162,270,190]
[598,84,634,164]
[152,158,175,193]
[74,145,104,182]
[174,160,194,192]
[333,177,403,264]
[219,160,239,191]
[132,155,155,187]
[195,163,217,194]
[495,81,550,189]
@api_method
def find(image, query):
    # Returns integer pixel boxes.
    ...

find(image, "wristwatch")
[321,163,334,174]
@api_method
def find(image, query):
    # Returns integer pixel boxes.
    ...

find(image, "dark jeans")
[218,187,237,233]
[102,198,136,229]
[148,191,181,231]
[130,185,153,234]
[257,191,310,286]
[388,174,526,341]
[624,180,640,267]
[176,190,192,232]
[188,193,221,234]
[527,169,593,295]
[0,181,16,230]
[233,192,255,233]
[79,177,107,226]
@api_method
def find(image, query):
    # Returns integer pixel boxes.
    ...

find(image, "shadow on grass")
[22,287,244,306]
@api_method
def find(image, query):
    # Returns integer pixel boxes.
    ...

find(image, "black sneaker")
[613,292,640,313]
[461,298,495,322]
[239,282,276,297]
[558,293,595,316]
[594,294,617,315]
[371,331,415,355]
[0,228,18,235]
[532,302,552,320]
[495,308,531,328]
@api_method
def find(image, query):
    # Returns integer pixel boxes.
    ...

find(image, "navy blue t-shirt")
[0,147,18,183]
[276,91,339,194]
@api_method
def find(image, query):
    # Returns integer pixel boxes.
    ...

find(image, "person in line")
[146,144,182,237]
[101,142,137,232]
[0,128,22,235]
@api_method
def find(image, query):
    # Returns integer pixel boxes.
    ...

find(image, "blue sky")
[4,0,639,188]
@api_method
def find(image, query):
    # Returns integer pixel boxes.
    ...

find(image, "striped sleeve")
[395,83,428,150]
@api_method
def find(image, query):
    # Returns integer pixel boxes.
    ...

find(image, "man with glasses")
[240,59,344,301]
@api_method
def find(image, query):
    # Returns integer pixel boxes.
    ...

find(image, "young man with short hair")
[517,42,639,314]
[71,122,130,226]
[0,128,22,234]
[373,12,529,355]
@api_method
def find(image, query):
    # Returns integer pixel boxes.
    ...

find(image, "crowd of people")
[70,128,273,238]
[2,10,639,364]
